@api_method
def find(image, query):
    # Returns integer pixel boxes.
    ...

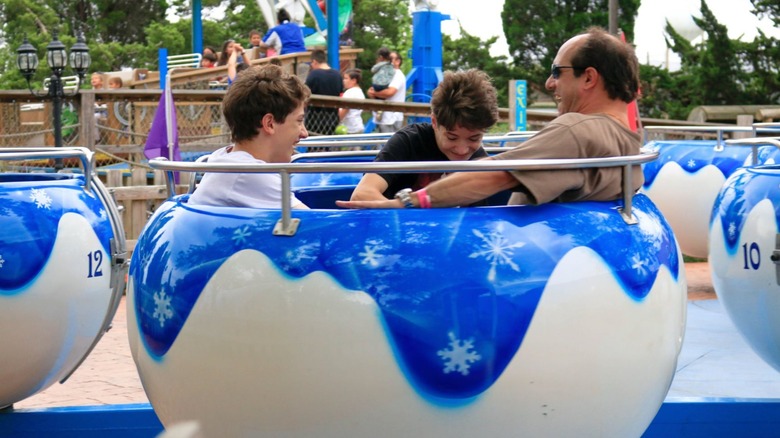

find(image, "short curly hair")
[431,69,499,131]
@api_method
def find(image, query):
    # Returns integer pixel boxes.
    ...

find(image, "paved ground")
[13,262,721,409]
[14,294,147,409]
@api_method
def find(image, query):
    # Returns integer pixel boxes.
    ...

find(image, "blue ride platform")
[2,299,779,437]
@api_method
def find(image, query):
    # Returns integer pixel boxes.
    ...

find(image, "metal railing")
[724,137,780,165]
[166,53,202,69]
[150,150,658,235]
[643,124,780,149]
[294,131,537,149]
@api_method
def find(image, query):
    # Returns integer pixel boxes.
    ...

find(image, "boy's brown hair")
[222,64,311,142]
[431,69,499,131]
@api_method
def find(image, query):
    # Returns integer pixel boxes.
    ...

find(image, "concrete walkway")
[14,295,147,409]
[13,262,780,409]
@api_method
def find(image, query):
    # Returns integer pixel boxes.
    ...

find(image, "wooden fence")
[101,168,197,254]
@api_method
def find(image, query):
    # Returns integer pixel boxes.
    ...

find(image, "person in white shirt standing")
[339,68,366,134]
[367,51,406,133]
[189,64,311,209]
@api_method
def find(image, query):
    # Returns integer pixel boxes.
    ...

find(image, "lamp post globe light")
[16,31,91,171]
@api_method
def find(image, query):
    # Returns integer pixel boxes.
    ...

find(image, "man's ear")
[582,66,599,90]
[430,114,438,129]
[261,113,275,133]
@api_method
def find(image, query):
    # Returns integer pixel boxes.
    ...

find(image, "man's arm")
[338,170,518,209]
[368,86,397,100]
[349,173,390,201]
[227,44,243,82]
[262,32,282,53]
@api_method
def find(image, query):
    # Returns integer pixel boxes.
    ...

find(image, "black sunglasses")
[551,64,586,79]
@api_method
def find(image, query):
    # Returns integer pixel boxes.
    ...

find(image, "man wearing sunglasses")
[337,27,642,210]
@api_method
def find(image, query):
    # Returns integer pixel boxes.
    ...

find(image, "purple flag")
[144,91,180,182]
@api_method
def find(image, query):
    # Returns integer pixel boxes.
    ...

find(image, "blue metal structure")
[192,0,203,56]
[157,48,168,90]
[2,387,780,435]
[406,9,450,104]
[327,0,339,68]
[307,0,328,34]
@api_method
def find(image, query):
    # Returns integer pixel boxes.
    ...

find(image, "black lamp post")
[16,31,91,171]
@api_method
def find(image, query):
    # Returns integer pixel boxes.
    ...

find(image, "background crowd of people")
[89,7,410,138]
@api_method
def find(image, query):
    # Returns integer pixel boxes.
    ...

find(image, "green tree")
[664,1,744,106]
[638,64,691,120]
[741,30,780,103]
[441,26,520,107]
[0,0,180,88]
[751,0,780,25]
[62,0,168,44]
[501,0,640,102]
[639,0,779,119]
[0,0,85,88]
[221,0,268,42]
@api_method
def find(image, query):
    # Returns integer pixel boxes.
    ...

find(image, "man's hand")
[336,198,403,209]
[366,87,376,98]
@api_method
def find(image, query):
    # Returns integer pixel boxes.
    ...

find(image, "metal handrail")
[0,147,95,192]
[302,132,392,141]
[643,125,754,149]
[724,137,780,165]
[295,132,537,148]
[643,125,780,149]
[151,150,658,231]
[289,147,536,162]
[166,53,202,69]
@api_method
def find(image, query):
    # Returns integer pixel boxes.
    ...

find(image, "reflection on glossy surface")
[128,194,686,436]
[710,165,780,373]
[0,174,116,408]
[642,140,779,258]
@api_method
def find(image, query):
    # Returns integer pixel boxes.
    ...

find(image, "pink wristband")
[417,188,432,209]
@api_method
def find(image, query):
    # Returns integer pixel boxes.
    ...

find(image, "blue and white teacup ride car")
[128,151,686,437]
[709,137,780,373]
[0,147,127,409]
[641,125,780,258]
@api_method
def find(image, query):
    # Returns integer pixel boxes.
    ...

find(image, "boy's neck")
[232,137,270,162]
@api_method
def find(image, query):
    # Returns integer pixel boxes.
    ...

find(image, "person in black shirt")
[304,49,343,135]
[349,69,499,200]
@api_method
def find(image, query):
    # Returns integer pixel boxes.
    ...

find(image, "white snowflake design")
[728,222,737,239]
[153,291,174,327]
[285,242,319,265]
[0,254,5,268]
[469,224,525,281]
[359,244,383,267]
[631,253,648,275]
[686,159,696,168]
[29,188,52,209]
[437,332,481,376]
[232,226,252,246]
[317,174,333,186]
